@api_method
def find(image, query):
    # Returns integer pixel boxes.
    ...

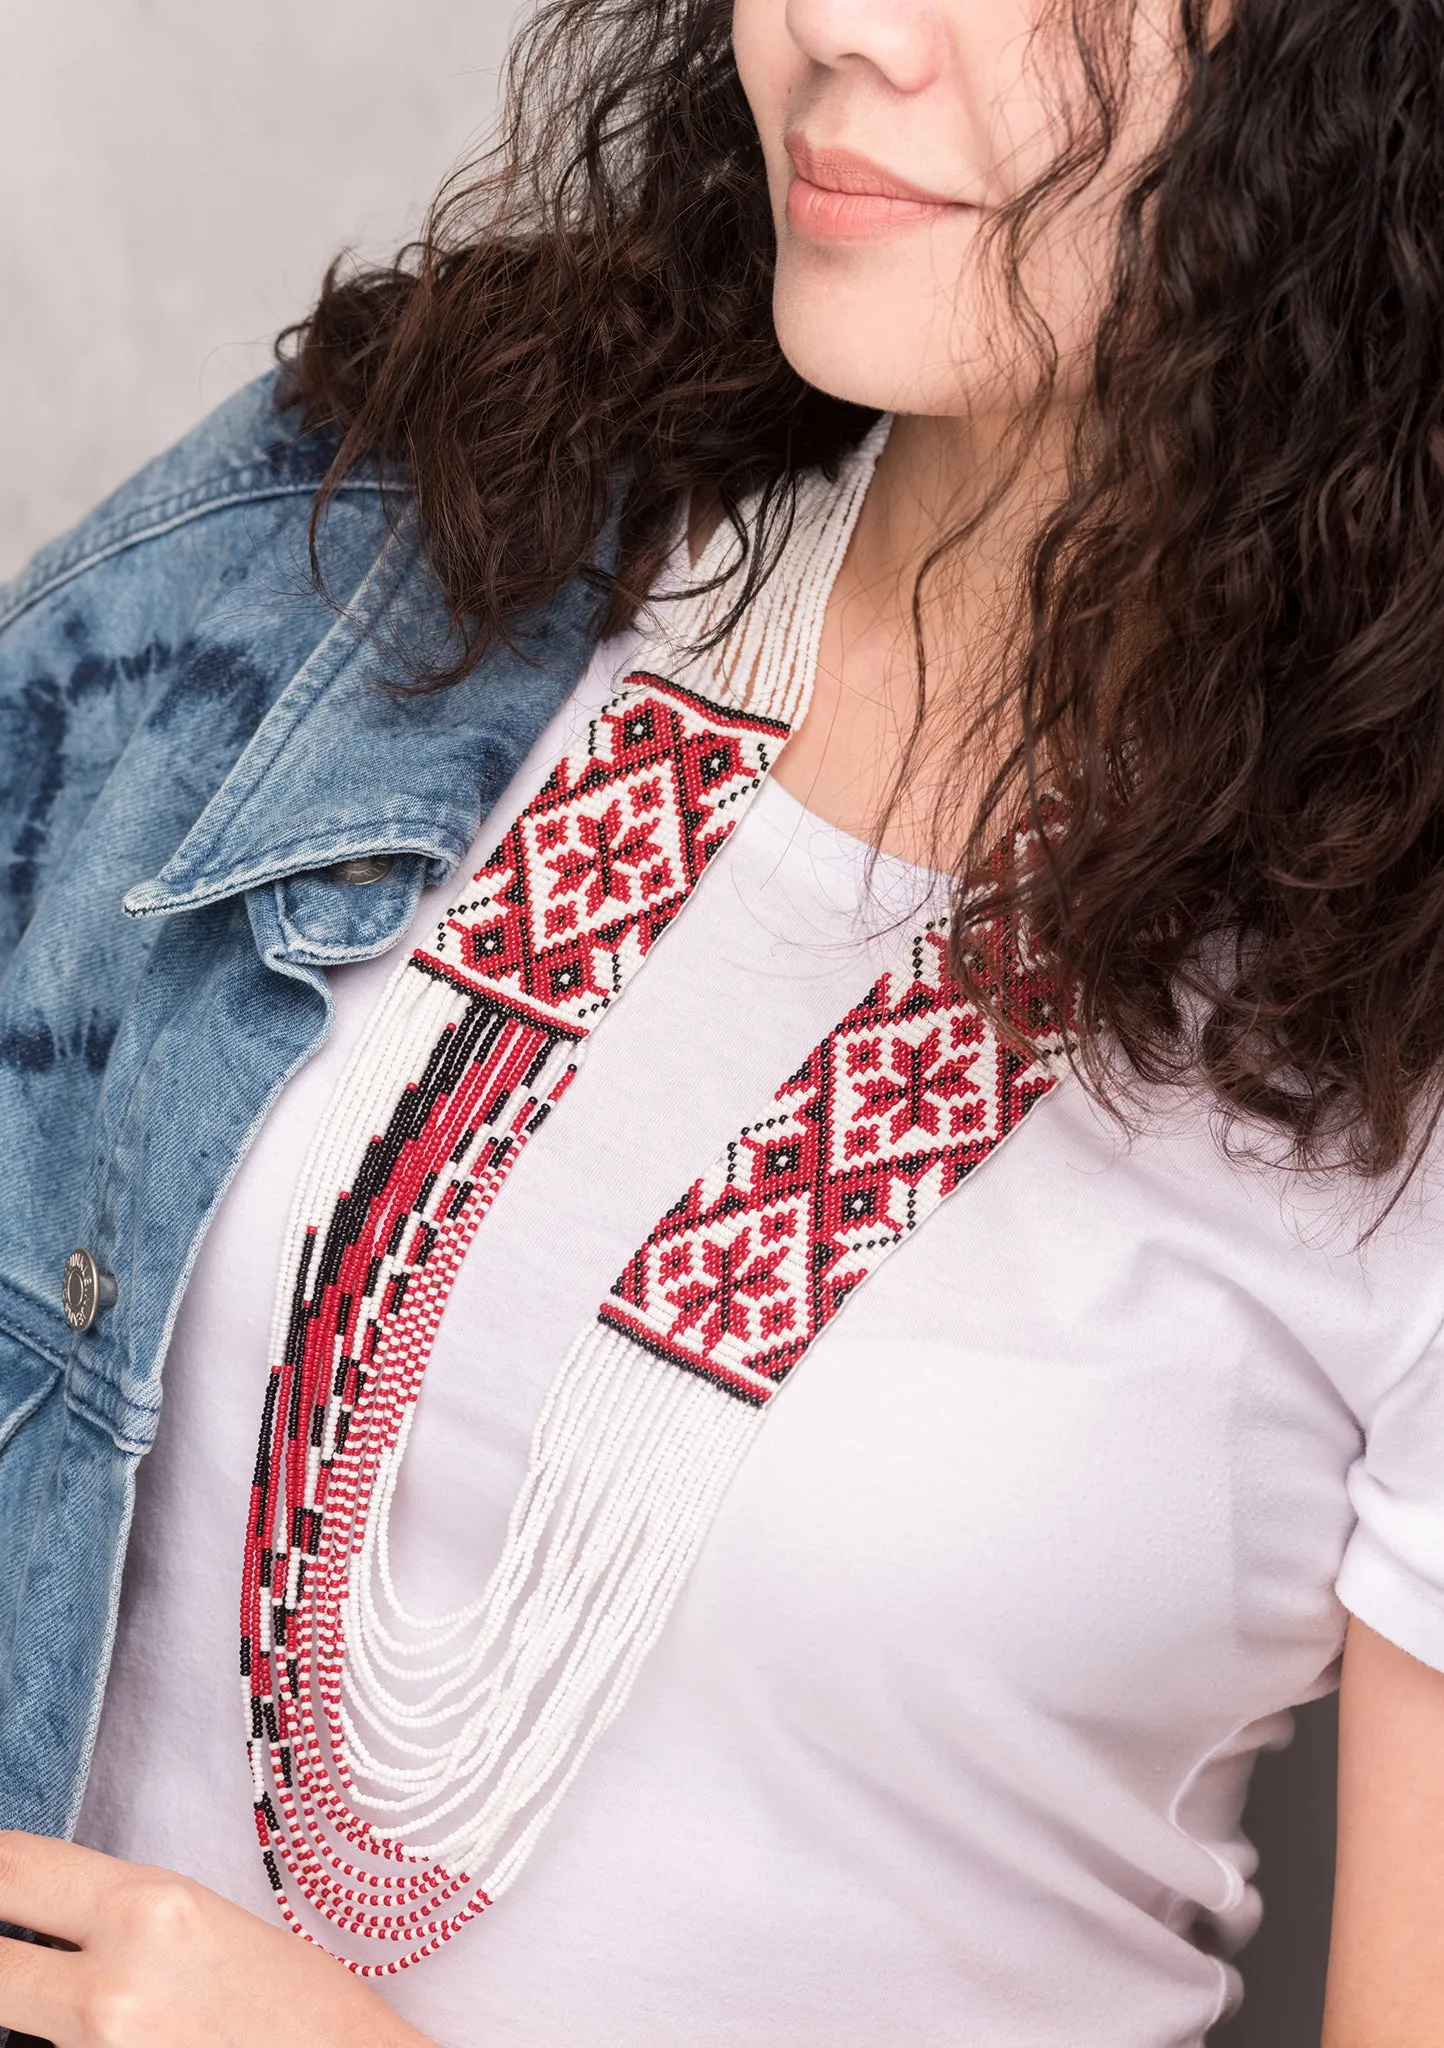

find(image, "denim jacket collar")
[122,530,601,925]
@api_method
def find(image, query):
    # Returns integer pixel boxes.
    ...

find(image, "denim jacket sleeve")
[0,371,600,1841]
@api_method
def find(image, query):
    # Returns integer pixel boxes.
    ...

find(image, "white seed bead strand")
[242,424,889,1968]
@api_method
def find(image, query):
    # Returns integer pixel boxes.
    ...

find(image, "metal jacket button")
[63,1248,118,1331]
[323,855,393,885]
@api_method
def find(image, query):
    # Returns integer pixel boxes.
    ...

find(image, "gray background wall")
[0,3,1335,2039]
[0,0,521,579]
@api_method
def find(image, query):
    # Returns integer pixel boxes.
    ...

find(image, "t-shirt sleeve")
[1336,1320,1444,1671]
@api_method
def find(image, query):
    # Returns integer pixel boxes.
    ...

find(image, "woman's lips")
[784,133,970,242]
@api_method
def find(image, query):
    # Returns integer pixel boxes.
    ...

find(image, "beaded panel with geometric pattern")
[414,674,790,1034]
[603,924,1066,1404]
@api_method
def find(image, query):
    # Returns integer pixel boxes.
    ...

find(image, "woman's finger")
[0,1928,75,2039]
[0,1831,109,1944]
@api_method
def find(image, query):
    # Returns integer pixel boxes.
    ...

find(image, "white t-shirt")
[79,626,1444,2048]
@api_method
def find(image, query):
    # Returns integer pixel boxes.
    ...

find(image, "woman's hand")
[0,1831,432,2048]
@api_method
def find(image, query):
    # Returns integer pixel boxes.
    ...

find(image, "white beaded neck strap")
[240,422,1070,1970]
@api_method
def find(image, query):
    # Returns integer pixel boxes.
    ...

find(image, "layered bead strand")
[241,438,888,1966]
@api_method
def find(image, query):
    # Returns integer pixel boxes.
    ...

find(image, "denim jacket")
[0,373,600,1838]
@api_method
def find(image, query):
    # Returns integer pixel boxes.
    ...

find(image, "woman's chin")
[770,279,977,418]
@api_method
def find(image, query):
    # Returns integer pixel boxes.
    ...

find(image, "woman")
[1,0,1442,2039]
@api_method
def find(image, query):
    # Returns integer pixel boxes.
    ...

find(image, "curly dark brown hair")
[279,0,1444,1181]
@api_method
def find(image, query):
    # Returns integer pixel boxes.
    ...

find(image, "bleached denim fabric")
[0,374,600,1841]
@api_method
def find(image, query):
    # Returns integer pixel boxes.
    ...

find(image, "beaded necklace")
[241,428,1070,1970]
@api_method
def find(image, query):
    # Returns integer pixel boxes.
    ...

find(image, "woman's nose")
[783,0,946,94]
